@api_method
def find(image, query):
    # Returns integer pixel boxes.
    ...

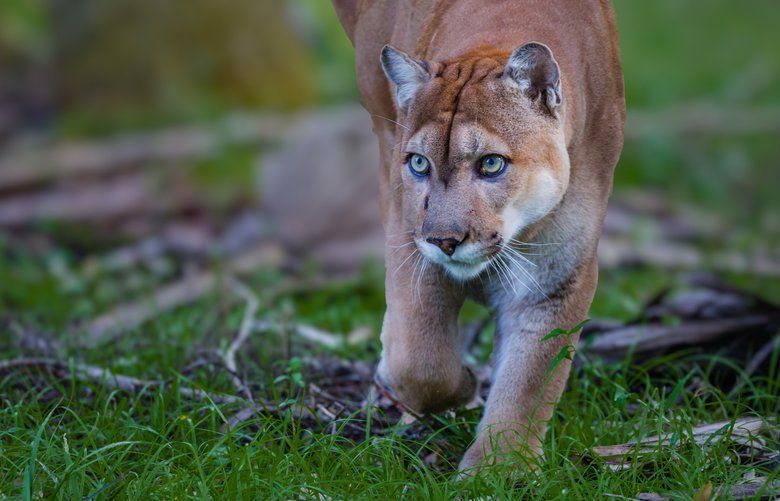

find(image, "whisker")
[501,252,534,293]
[385,230,415,240]
[487,259,508,294]
[386,241,415,249]
[503,245,538,267]
[511,250,546,256]
[409,253,421,302]
[492,254,516,296]
[497,254,524,297]
[502,250,548,299]
[501,256,528,297]
[388,242,415,257]
[371,114,409,131]
[508,238,562,247]
[392,248,419,277]
[415,257,428,305]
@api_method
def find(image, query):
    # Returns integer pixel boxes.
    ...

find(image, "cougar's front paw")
[376,357,478,414]
[457,437,491,478]
[458,425,545,478]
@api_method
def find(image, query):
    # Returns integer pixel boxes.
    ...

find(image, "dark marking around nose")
[426,236,463,256]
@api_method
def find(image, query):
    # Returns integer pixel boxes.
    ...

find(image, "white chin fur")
[441,260,490,281]
[417,240,489,281]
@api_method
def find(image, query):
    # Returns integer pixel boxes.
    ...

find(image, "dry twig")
[221,277,260,400]
[591,417,771,471]
[582,315,771,358]
[253,319,344,349]
[746,335,780,377]
[79,243,283,346]
[637,477,780,500]
[0,113,295,193]
[0,357,252,407]
[598,237,780,278]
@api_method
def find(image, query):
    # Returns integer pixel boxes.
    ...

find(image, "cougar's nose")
[426,236,463,256]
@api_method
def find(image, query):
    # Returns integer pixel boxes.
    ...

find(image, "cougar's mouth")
[416,238,493,281]
[441,258,490,280]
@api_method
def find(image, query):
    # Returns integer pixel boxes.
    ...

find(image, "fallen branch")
[581,315,771,358]
[0,113,296,193]
[746,335,780,377]
[591,417,771,471]
[0,356,335,432]
[598,237,780,277]
[728,334,780,397]
[221,278,260,400]
[0,357,252,408]
[253,319,372,349]
[637,477,780,501]
[2,354,396,439]
[79,243,283,346]
[720,478,780,500]
[256,320,342,349]
[81,212,267,278]
[0,173,155,227]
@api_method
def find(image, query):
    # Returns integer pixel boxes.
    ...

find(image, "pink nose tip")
[426,237,461,256]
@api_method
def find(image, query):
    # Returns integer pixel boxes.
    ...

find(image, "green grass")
[3,385,773,500]
[1,251,778,498]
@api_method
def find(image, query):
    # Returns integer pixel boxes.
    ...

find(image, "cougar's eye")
[479,154,507,177]
[407,154,430,177]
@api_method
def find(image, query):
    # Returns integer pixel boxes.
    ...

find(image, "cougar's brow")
[439,59,500,183]
[438,63,474,184]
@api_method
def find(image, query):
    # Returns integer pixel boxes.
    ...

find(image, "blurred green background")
[1,0,778,233]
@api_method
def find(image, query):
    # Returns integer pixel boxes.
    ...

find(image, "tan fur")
[332,0,624,473]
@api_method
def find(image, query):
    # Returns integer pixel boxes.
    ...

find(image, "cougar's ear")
[380,45,430,112]
[504,42,563,116]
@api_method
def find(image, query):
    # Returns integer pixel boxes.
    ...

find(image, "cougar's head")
[381,43,570,280]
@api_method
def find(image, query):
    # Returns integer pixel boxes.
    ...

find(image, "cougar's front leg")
[376,244,477,414]
[459,259,597,473]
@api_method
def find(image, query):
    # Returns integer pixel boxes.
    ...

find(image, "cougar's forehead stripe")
[437,61,475,182]
[452,125,512,161]
[433,58,507,181]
